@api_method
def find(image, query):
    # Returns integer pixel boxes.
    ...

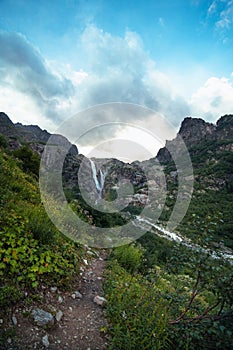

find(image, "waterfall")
[90,159,106,197]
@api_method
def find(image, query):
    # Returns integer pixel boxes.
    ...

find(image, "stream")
[134,216,233,264]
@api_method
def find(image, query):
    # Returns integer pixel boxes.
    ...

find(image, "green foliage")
[13,144,40,176]
[105,231,233,349]
[70,196,127,228]
[26,204,57,244]
[111,244,144,274]
[0,211,80,289]
[0,285,23,312]
[104,261,170,350]
[0,150,83,294]
[0,134,7,148]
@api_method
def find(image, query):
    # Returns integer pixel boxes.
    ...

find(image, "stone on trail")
[93,295,107,306]
[42,334,50,348]
[31,308,54,327]
[55,310,63,322]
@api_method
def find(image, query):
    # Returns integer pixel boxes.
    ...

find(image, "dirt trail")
[12,250,109,350]
[48,251,109,350]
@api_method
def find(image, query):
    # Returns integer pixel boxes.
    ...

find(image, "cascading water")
[90,159,106,198]
[133,216,233,264]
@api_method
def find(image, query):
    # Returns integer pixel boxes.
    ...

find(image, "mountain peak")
[0,112,14,126]
[178,117,216,147]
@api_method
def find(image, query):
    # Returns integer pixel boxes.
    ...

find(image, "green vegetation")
[104,239,233,349]
[158,137,233,249]
[0,114,232,349]
[13,144,40,177]
[0,149,83,317]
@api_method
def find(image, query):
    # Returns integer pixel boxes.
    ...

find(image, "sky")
[0,0,233,159]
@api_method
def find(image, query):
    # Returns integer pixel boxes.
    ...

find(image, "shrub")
[13,145,40,176]
[111,244,143,273]
[104,261,170,349]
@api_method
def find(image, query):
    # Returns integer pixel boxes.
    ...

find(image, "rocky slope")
[157,114,233,163]
[1,112,233,215]
[0,112,78,156]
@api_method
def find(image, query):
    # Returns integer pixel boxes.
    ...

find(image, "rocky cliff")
[0,112,78,156]
[157,115,233,163]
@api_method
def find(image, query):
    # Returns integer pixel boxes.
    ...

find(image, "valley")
[0,112,232,349]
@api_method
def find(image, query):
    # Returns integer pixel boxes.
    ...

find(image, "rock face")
[178,117,216,147]
[1,111,232,203]
[15,123,51,143]
[216,115,233,140]
[157,115,233,164]
[0,112,78,157]
[0,112,17,137]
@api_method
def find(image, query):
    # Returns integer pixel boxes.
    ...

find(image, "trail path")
[12,250,109,350]
[48,250,109,350]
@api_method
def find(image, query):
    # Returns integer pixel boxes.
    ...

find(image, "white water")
[134,216,233,264]
[90,159,106,197]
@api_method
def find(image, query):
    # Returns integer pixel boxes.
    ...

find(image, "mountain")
[0,112,78,156]
[157,114,233,163]
[1,112,233,248]
[1,112,233,349]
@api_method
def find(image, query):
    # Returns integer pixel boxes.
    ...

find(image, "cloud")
[206,0,233,38]
[0,31,74,123]
[0,27,190,137]
[189,76,233,120]
[216,1,233,29]
[207,0,218,15]
[76,26,189,126]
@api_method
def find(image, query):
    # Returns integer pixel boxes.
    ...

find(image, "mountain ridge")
[1,112,232,162]
[156,114,233,163]
[0,112,78,156]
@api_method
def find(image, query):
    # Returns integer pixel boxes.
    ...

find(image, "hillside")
[0,113,233,349]
[156,115,233,250]
[0,136,108,348]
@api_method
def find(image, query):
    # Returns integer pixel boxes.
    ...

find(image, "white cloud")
[189,76,233,121]
[1,25,232,156]
[0,83,57,129]
[207,0,218,15]
[207,0,233,34]
[76,25,190,127]
[0,30,75,126]
[216,1,233,29]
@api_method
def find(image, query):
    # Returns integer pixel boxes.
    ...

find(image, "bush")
[111,244,143,273]
[27,205,56,245]
[13,145,40,176]
[0,134,7,148]
[104,261,170,349]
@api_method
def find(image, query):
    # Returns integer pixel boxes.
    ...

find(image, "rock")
[56,310,63,322]
[93,295,107,306]
[42,334,50,348]
[72,291,82,299]
[50,286,58,293]
[86,250,95,256]
[58,296,63,303]
[31,308,54,327]
[74,291,83,299]
[12,314,17,326]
